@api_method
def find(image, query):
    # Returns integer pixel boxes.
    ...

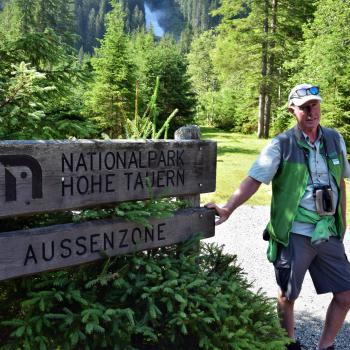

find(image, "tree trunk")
[264,94,271,138]
[264,0,278,138]
[258,93,266,138]
[258,0,269,138]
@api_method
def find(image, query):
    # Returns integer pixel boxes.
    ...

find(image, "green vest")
[266,126,345,253]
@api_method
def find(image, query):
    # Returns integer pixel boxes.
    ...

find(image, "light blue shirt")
[248,128,350,237]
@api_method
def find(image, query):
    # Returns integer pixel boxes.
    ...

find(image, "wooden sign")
[0,140,216,218]
[0,208,215,281]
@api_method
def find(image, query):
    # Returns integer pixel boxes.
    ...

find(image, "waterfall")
[144,1,165,37]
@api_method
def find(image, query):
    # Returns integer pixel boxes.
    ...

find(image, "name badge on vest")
[332,158,340,165]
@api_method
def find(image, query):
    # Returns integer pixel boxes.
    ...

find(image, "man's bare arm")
[206,176,262,225]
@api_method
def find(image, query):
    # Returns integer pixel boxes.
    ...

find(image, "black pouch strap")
[263,228,270,241]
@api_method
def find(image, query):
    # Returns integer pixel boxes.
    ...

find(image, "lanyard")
[301,128,332,189]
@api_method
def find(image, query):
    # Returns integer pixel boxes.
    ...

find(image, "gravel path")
[204,205,350,350]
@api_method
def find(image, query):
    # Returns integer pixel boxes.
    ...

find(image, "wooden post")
[175,125,201,207]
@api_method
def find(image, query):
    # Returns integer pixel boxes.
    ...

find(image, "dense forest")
[1,0,350,143]
[75,0,220,52]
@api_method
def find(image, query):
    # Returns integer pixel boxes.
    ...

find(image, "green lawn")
[200,127,350,223]
[200,127,271,205]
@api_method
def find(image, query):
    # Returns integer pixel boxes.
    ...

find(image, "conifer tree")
[140,36,195,134]
[210,0,316,136]
[290,0,350,145]
[75,0,111,53]
[187,30,218,125]
[175,0,220,32]
[85,0,135,137]
[0,0,94,139]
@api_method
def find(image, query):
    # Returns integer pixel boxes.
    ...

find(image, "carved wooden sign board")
[0,208,215,281]
[0,140,216,218]
[0,139,217,281]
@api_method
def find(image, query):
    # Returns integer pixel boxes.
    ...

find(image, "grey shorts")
[274,233,350,300]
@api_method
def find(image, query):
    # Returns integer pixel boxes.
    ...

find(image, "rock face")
[205,205,350,350]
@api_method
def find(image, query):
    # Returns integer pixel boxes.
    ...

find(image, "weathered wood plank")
[0,140,216,218]
[175,125,201,207]
[0,208,215,281]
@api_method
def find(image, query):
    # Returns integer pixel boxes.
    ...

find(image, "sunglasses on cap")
[291,86,320,98]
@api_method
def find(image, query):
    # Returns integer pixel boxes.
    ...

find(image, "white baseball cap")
[288,83,322,107]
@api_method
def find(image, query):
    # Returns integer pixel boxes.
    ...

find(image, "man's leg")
[277,290,296,338]
[274,234,315,343]
[318,290,350,349]
[309,237,350,349]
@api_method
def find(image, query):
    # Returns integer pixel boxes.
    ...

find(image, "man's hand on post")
[205,177,262,227]
[205,203,231,225]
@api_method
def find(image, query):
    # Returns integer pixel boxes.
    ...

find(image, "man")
[206,84,350,350]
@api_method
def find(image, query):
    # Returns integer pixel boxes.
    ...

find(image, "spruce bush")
[0,237,288,350]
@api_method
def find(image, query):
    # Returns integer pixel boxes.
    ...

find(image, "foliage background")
[1,0,350,142]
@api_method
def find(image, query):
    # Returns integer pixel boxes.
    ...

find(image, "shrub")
[0,237,288,350]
